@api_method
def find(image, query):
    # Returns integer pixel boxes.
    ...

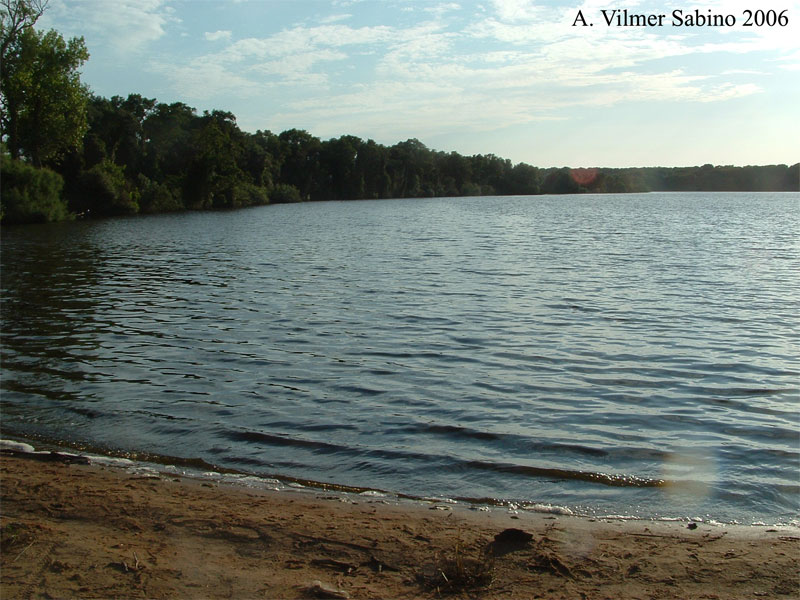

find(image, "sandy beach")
[1,451,797,599]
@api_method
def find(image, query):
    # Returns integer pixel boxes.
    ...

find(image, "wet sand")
[1,452,798,599]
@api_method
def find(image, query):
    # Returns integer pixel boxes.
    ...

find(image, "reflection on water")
[2,192,799,524]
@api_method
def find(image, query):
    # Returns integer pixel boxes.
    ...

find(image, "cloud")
[43,0,173,53]
[137,0,787,144]
[773,49,800,71]
[319,14,352,24]
[204,30,232,42]
[423,2,462,15]
[490,0,543,22]
[249,49,349,86]
[150,58,261,101]
[214,24,394,64]
[158,22,396,100]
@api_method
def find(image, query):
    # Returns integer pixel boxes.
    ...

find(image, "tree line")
[1,1,798,224]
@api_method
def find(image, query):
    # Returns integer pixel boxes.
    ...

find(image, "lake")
[1,192,798,525]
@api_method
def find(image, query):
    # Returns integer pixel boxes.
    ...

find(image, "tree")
[84,94,155,176]
[438,151,472,196]
[1,0,47,159]
[0,0,47,58]
[278,129,320,200]
[388,138,432,197]
[319,135,363,200]
[1,22,89,165]
[140,101,197,186]
[356,139,391,199]
[506,163,541,195]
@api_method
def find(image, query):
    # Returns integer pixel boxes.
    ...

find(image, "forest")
[1,0,798,224]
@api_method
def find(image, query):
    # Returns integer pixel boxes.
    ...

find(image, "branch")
[1,0,49,59]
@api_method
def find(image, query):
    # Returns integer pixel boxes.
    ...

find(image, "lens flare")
[661,449,717,508]
[570,168,599,187]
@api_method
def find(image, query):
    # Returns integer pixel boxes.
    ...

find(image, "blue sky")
[39,0,799,167]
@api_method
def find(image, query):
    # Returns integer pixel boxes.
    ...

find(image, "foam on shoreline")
[3,437,797,530]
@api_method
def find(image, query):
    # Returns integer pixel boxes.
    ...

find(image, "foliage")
[1,24,89,165]
[136,174,182,214]
[72,159,138,217]
[0,151,68,223]
[5,81,798,225]
[0,0,47,58]
[278,128,320,200]
[2,1,797,226]
[2,3,796,229]
[269,183,302,204]
[22,87,800,223]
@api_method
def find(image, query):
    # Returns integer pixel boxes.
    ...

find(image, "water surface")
[2,192,798,524]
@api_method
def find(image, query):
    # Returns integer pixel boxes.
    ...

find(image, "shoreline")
[2,451,798,599]
[1,436,796,528]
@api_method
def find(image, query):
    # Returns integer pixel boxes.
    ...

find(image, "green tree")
[438,151,472,196]
[0,0,47,58]
[319,135,363,200]
[140,101,197,192]
[242,129,279,191]
[541,168,582,194]
[506,163,541,195]
[355,139,391,199]
[84,94,155,176]
[278,129,321,200]
[183,110,250,209]
[1,23,89,166]
[388,138,432,197]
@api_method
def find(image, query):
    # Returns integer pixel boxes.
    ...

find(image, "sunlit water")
[2,192,798,524]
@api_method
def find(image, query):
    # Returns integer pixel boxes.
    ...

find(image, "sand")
[1,451,798,599]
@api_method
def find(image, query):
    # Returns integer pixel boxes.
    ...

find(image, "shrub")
[0,154,69,224]
[74,159,139,216]
[137,174,183,213]
[231,181,269,207]
[269,183,302,204]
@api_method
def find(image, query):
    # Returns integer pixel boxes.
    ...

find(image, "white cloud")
[424,2,462,15]
[214,24,394,64]
[43,0,172,53]
[773,49,800,71]
[150,58,261,101]
[119,0,788,145]
[490,0,543,22]
[695,82,762,102]
[204,30,232,42]
[319,14,353,24]
[250,49,348,86]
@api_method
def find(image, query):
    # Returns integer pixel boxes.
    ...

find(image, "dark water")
[2,192,798,524]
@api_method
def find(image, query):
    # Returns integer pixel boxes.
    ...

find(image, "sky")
[38,0,800,168]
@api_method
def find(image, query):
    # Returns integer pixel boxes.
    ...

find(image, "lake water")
[1,192,798,525]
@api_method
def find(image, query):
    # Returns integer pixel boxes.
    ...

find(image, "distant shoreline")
[3,184,799,227]
[3,92,798,226]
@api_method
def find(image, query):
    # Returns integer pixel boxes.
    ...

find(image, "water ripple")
[2,193,799,524]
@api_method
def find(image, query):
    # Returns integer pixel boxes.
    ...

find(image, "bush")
[460,182,483,196]
[137,174,183,213]
[269,183,302,203]
[74,159,139,216]
[0,154,69,224]
[232,182,269,207]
